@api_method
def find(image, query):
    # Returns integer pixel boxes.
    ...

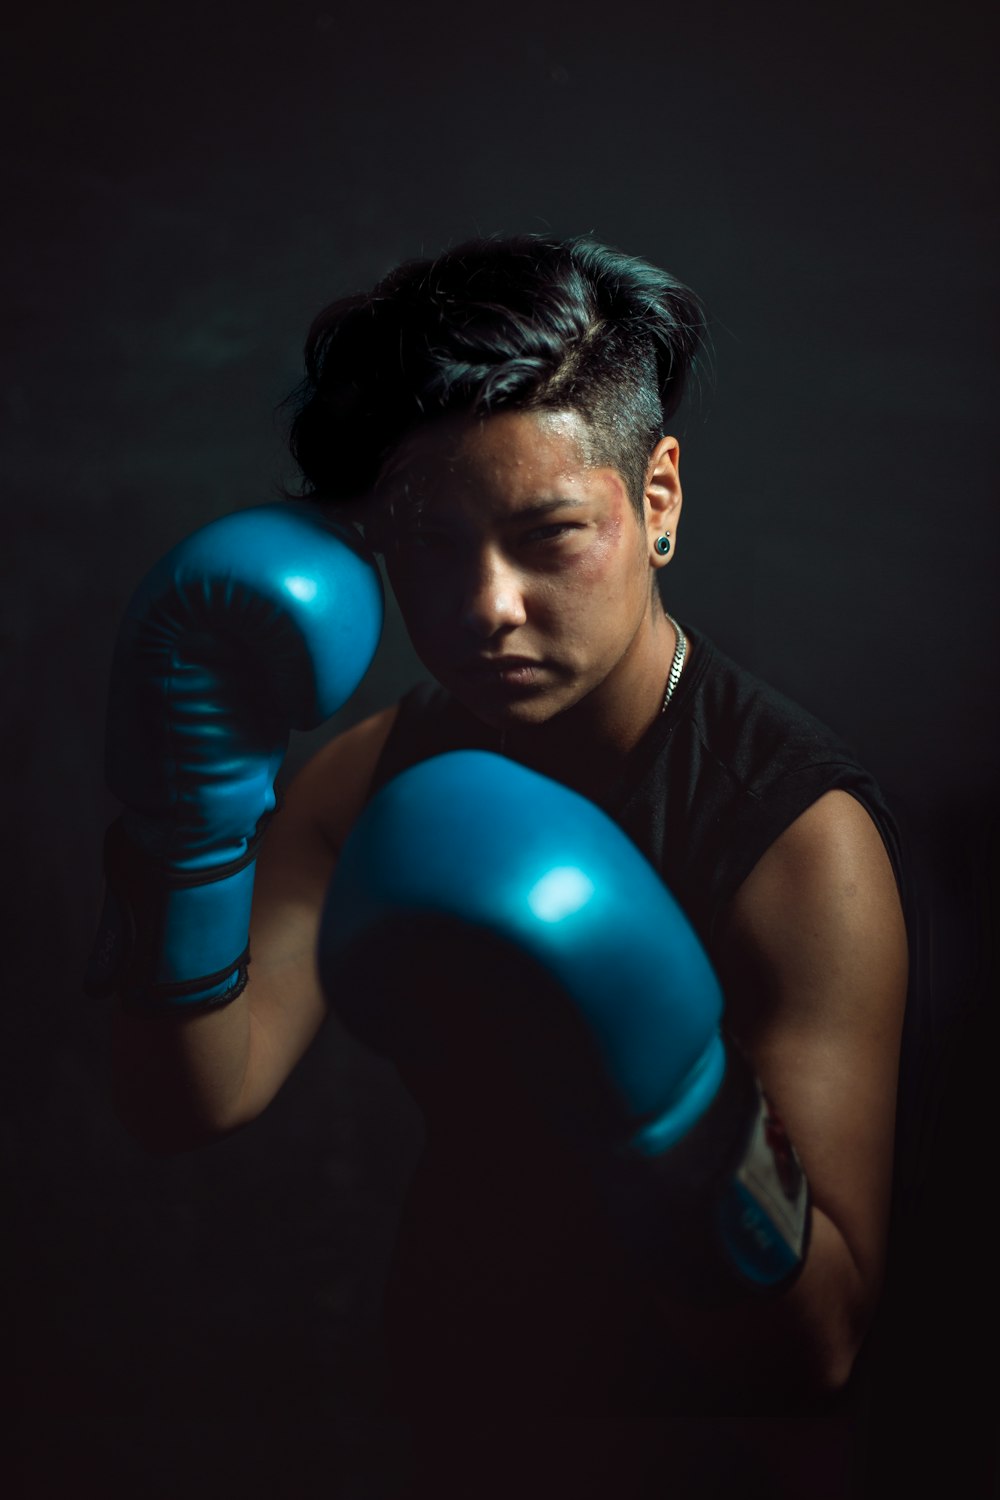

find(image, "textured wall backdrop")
[3,2,996,1495]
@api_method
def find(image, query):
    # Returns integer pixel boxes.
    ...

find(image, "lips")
[460,656,545,688]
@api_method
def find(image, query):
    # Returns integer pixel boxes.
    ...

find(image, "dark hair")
[285,234,706,516]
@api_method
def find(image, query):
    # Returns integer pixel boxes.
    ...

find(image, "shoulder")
[683,629,853,787]
[718,788,909,1099]
[637,628,904,939]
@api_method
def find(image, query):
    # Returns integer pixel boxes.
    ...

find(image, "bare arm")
[655,790,909,1400]
[111,707,398,1150]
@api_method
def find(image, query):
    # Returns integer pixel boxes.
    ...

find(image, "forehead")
[377,408,624,513]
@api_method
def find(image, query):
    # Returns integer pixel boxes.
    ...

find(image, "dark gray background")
[3,2,997,1496]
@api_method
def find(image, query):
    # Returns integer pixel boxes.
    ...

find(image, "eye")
[524,522,580,545]
[402,526,453,553]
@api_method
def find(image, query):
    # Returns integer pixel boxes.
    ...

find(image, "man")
[93,235,908,1495]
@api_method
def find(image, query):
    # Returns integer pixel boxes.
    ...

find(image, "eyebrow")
[506,497,590,520]
[390,495,591,526]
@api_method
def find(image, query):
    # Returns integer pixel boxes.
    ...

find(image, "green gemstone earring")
[655,533,671,556]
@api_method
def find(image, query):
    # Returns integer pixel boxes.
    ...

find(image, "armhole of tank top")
[838,785,909,910]
[365,683,443,804]
[707,767,906,948]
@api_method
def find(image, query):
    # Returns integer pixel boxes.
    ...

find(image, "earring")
[654,533,671,556]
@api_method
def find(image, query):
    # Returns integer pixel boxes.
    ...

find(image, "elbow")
[811,1325,865,1398]
[802,1271,881,1399]
[742,1302,870,1408]
[789,1205,885,1399]
[747,1240,881,1404]
[110,1022,268,1151]
[654,1207,884,1409]
[111,1078,257,1155]
[112,1102,225,1156]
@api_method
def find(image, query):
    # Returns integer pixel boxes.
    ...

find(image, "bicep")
[717,791,909,1297]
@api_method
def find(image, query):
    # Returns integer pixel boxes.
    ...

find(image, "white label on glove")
[718,1078,809,1287]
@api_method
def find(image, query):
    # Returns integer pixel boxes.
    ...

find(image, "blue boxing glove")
[86,503,383,1011]
[318,751,810,1299]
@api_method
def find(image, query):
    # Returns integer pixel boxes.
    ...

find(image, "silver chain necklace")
[661,609,687,713]
[499,610,687,754]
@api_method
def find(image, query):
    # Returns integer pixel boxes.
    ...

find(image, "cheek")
[532,523,633,638]
[589,514,623,566]
[573,515,638,593]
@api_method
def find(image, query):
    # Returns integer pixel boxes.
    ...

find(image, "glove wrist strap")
[84,816,266,1012]
[599,1037,811,1302]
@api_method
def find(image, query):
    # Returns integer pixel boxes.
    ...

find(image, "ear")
[644,435,682,567]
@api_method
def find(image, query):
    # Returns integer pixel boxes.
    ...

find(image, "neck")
[500,603,681,799]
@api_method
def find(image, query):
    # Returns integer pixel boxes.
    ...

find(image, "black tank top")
[365,625,907,1451]
[368,622,906,945]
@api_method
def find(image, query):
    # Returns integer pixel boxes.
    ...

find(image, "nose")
[459,548,527,639]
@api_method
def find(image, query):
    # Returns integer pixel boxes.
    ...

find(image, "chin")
[462,698,552,732]
[458,685,582,734]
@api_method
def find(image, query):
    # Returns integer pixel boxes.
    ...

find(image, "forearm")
[111,994,255,1151]
[110,925,332,1151]
[90,504,382,1150]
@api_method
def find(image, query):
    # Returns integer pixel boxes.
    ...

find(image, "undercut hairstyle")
[285,234,706,519]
